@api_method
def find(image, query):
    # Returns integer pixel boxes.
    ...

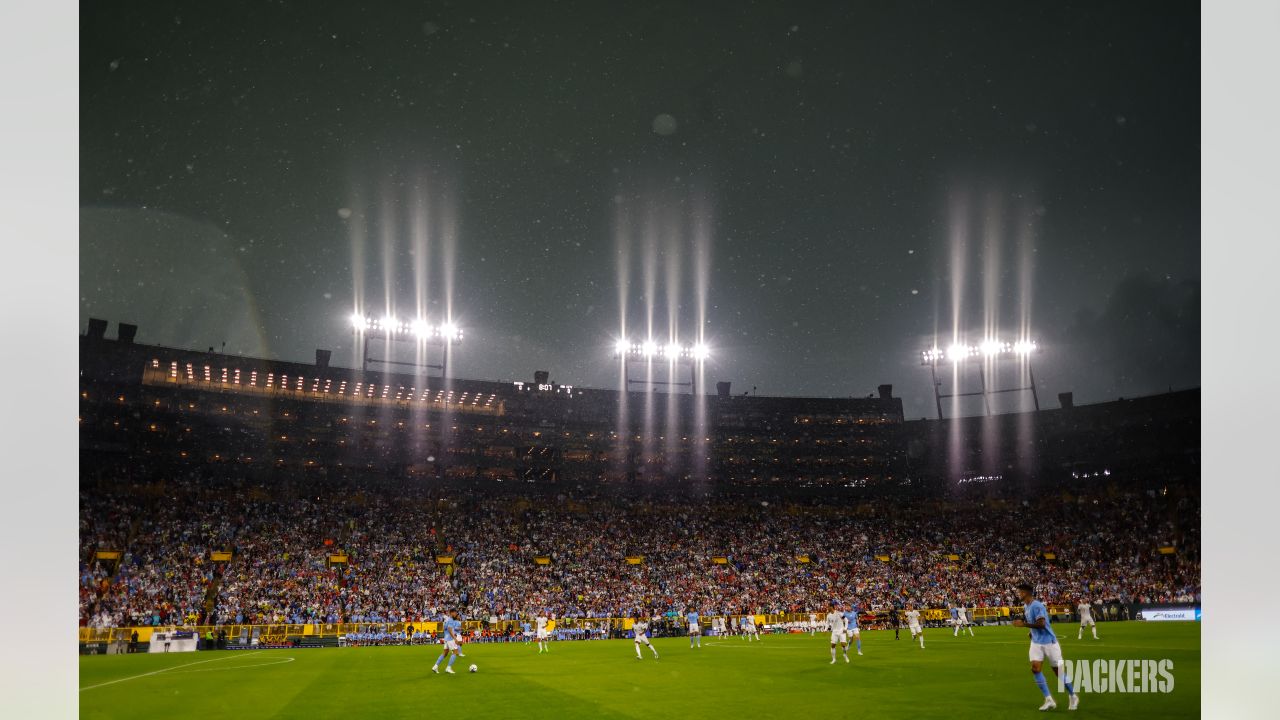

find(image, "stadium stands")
[78,329,1200,630]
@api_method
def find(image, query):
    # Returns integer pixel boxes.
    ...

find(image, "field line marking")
[79,652,262,691]
[164,656,295,674]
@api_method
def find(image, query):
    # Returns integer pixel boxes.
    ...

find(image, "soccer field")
[79,623,1199,719]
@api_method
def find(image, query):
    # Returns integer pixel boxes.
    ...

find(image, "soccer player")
[535,611,550,654]
[904,606,924,648]
[844,603,863,656]
[633,617,659,660]
[809,611,819,636]
[687,608,702,649]
[1077,599,1099,640]
[826,602,849,664]
[889,603,901,640]
[952,602,974,637]
[431,609,462,675]
[520,619,532,644]
[1013,583,1080,711]
[742,613,761,641]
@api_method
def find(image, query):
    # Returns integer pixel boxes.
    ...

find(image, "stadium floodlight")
[980,339,1006,356]
[920,335,1042,418]
[350,313,464,373]
[611,337,712,364]
[923,339,1036,366]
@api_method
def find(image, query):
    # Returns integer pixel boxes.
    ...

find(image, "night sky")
[80,1,1200,419]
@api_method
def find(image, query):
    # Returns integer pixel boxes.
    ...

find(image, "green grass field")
[79,623,1199,719]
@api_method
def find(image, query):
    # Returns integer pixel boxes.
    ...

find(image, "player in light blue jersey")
[1013,583,1079,711]
[431,609,463,675]
[687,608,702,648]
[843,604,862,656]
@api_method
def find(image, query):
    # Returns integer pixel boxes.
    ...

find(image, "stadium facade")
[80,320,1198,493]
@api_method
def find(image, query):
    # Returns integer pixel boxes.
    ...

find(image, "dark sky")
[80,1,1200,419]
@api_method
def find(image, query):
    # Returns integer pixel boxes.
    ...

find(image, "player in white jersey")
[741,614,761,641]
[826,603,849,664]
[535,613,550,654]
[904,606,924,648]
[632,618,659,659]
[809,612,819,635]
[952,603,974,637]
[1077,599,1099,640]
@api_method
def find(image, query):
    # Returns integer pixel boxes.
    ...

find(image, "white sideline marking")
[79,652,264,691]
[165,656,295,674]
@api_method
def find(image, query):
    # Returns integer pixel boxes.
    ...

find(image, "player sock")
[1033,671,1051,697]
[1063,675,1075,695]
[1092,628,1098,639]
[447,655,457,668]
[830,647,836,661]
[434,653,446,666]
[967,626,974,636]
[855,638,862,653]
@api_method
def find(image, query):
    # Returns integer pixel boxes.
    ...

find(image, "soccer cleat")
[857,651,863,656]
[1038,696,1057,711]
[844,655,850,663]
[445,667,456,674]
[431,666,439,674]
[830,659,837,664]
[1068,694,1079,711]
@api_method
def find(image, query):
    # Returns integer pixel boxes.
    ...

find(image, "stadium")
[56,2,1217,717]
[77,320,1201,718]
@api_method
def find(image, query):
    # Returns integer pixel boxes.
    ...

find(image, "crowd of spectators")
[79,471,1199,628]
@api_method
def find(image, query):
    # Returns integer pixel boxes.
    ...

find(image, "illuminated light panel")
[349,315,464,341]
[613,338,712,362]
[920,339,1041,365]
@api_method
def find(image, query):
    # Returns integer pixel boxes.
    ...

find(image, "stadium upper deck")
[79,320,1198,492]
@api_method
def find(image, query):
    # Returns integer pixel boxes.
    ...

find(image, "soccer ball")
[468,664,478,673]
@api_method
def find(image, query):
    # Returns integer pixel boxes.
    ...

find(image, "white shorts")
[849,627,860,637]
[536,630,549,640]
[1080,616,1095,626]
[634,633,648,643]
[831,631,848,644]
[445,640,460,652]
[908,623,922,634]
[689,623,700,634]
[1029,641,1064,667]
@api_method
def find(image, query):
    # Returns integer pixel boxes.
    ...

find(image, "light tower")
[920,339,1041,419]
[350,314,463,375]
[612,338,710,394]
